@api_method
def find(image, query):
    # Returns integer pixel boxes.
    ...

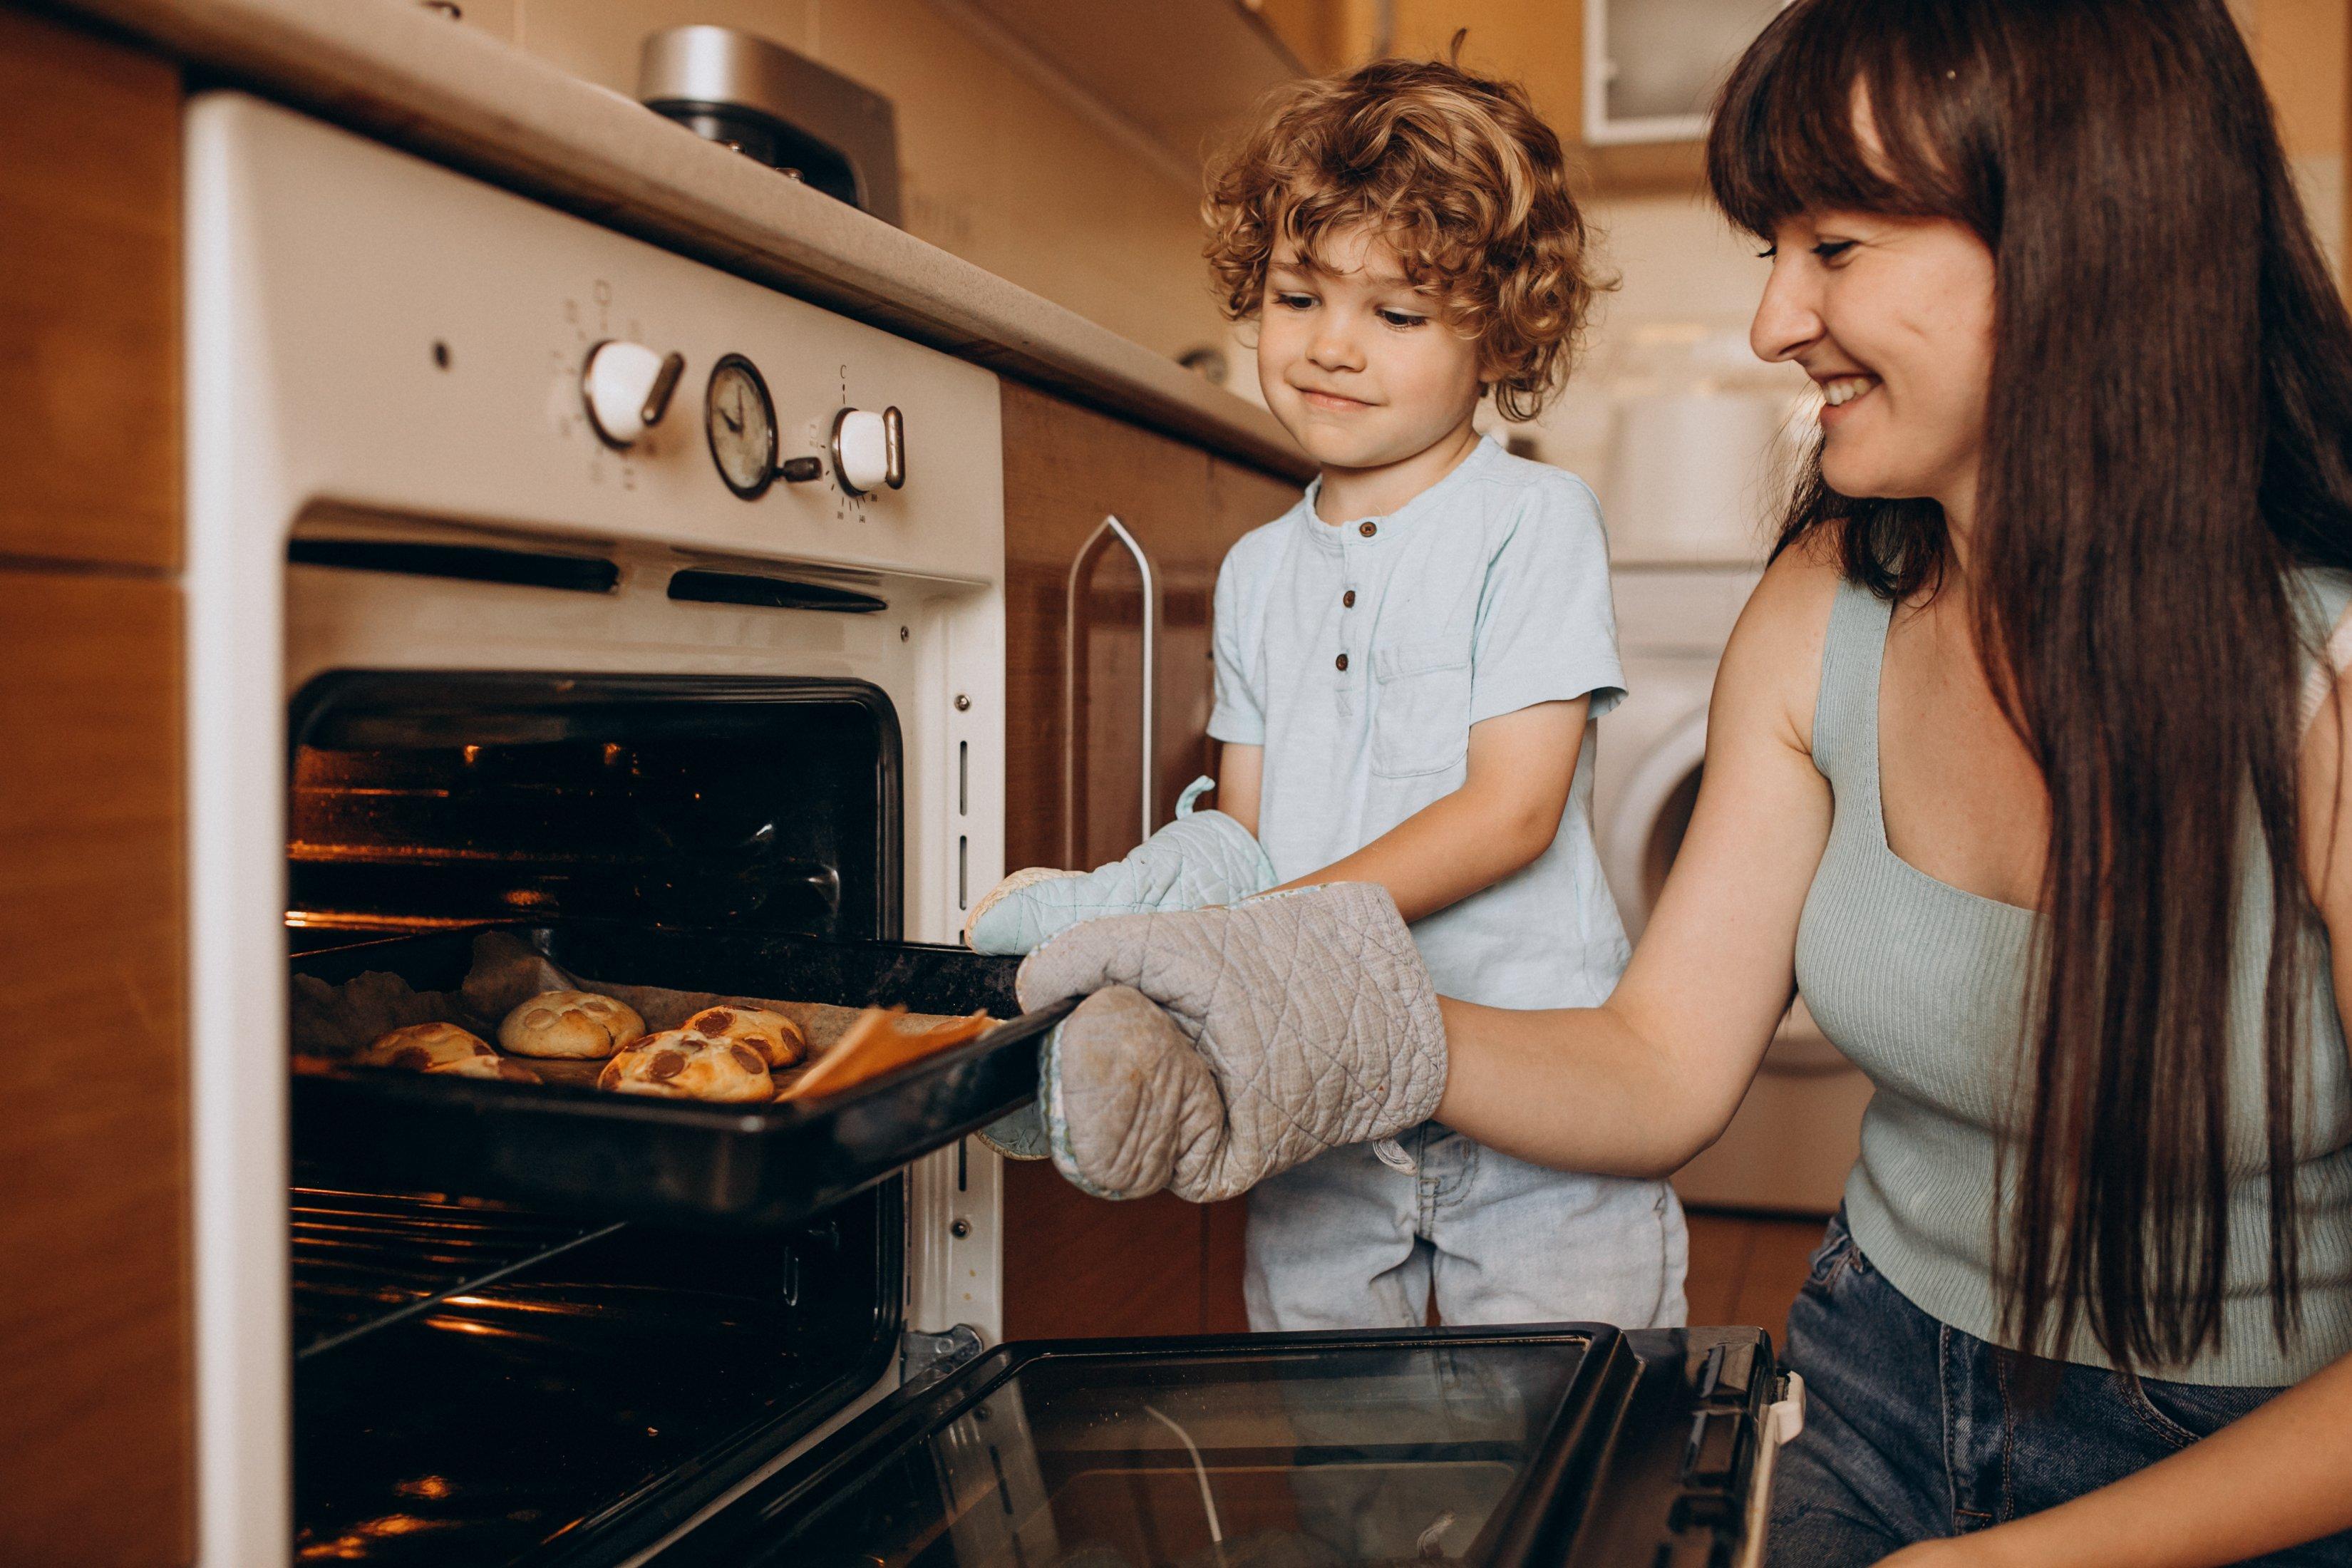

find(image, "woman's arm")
[1428,547,1844,1177]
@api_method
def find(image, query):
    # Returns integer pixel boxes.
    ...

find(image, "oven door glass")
[652,1326,1773,1568]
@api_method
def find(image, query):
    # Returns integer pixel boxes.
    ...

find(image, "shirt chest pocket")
[1371,639,1472,778]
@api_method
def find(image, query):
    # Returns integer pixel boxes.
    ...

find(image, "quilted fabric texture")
[1013,883,1450,1202]
[963,776,1276,956]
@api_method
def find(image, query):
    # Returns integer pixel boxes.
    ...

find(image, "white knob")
[832,406,904,495]
[582,341,685,448]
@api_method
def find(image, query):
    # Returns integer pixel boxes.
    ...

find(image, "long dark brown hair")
[1708,0,2352,1370]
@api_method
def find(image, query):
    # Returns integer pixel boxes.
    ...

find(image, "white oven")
[183,90,1796,1568]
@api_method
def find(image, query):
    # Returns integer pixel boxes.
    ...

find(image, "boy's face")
[1255,227,1485,473]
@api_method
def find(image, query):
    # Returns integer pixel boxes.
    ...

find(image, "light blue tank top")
[1793,573,2352,1383]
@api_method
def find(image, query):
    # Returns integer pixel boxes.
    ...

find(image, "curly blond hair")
[1203,55,1602,423]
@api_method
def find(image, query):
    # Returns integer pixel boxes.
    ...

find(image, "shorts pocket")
[2120,1373,2277,1452]
[1371,640,1472,778]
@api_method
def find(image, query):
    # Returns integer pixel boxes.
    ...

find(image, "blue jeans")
[1244,1121,1688,1331]
[1774,1211,2352,1565]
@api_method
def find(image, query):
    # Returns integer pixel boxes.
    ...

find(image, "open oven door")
[642,1324,1800,1568]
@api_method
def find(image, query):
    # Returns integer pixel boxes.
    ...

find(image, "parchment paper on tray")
[291,930,994,1098]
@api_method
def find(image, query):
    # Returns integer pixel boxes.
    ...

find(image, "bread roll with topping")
[681,1005,807,1068]
[597,1028,772,1102]
[361,1023,539,1083]
[497,990,646,1059]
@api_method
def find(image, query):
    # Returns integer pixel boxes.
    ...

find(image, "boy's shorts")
[1244,1121,1689,1331]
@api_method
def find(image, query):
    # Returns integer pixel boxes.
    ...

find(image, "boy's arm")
[1216,743,1264,837]
[1267,698,1586,923]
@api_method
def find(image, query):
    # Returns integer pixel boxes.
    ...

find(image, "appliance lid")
[646,1326,1782,1567]
[639,26,902,225]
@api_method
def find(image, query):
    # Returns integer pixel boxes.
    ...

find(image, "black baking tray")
[289,922,1068,1229]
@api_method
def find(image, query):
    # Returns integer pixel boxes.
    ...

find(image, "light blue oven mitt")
[963,777,1277,956]
[971,775,1277,1160]
[1011,884,1449,1202]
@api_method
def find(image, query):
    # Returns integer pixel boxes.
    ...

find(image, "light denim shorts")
[1244,1121,1689,1332]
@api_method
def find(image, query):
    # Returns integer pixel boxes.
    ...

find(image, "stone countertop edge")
[58,0,1312,480]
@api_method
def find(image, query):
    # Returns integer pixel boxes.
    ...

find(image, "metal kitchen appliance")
[639,25,902,225]
[183,88,1799,1568]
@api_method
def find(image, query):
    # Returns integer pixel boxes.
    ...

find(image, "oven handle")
[1063,515,1158,866]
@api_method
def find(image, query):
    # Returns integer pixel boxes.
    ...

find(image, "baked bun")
[361,1023,539,1083]
[497,991,646,1059]
[597,1028,772,1102]
[681,1006,808,1068]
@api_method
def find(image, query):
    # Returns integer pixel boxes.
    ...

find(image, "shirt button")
[1343,589,1356,608]
[1335,653,1349,671]
[1358,521,1378,538]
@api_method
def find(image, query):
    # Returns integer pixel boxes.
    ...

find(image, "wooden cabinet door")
[997,383,1303,1341]
[0,10,191,1564]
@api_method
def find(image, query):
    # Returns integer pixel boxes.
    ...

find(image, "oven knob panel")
[582,339,686,449]
[831,405,904,495]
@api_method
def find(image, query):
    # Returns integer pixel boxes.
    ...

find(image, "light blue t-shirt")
[1209,435,1632,1009]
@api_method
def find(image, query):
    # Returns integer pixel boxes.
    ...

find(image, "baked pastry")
[497,991,646,1059]
[597,1028,772,1102]
[360,1023,539,1083]
[681,1005,808,1069]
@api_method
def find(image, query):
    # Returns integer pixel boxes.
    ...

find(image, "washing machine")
[1597,564,1874,1216]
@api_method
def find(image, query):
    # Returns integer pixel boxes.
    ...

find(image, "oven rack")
[289,1187,625,1358]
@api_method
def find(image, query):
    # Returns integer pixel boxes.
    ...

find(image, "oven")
[183,91,1800,1568]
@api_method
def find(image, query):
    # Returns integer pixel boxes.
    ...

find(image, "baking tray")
[289,923,1068,1229]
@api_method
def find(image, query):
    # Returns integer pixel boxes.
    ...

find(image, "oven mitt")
[1008,883,1448,1202]
[962,777,1276,957]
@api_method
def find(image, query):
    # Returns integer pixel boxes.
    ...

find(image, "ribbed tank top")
[1793,573,2352,1384]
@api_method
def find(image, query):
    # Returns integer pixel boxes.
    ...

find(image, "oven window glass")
[773,1337,1589,1565]
[288,672,901,939]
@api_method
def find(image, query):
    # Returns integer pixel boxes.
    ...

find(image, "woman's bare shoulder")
[1717,534,1845,756]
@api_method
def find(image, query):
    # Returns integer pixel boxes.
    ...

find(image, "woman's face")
[1750,209,1997,520]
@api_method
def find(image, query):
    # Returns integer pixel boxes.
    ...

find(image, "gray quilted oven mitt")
[1011,883,1449,1203]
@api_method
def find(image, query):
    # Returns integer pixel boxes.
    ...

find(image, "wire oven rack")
[289,1186,625,1359]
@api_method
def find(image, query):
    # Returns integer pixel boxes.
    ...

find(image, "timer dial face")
[705,354,778,499]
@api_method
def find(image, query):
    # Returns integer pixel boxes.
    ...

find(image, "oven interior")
[284,669,928,1567]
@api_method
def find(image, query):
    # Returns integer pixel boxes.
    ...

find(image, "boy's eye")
[1756,244,1778,259]
[1376,309,1428,329]
[1272,291,1316,311]
[1810,240,1858,264]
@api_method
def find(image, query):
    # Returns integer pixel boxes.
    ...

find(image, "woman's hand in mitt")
[1013,883,1448,1202]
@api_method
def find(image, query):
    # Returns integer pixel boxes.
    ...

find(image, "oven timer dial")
[705,354,780,498]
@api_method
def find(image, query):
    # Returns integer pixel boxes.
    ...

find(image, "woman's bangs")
[1707,0,1969,238]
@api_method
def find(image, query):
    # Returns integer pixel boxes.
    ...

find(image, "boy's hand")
[963,777,1276,956]
[1013,882,1448,1202]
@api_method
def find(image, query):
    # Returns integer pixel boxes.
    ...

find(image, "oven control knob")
[832,406,904,495]
[582,340,686,449]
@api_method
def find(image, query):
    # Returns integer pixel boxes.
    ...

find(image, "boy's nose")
[1306,326,1366,373]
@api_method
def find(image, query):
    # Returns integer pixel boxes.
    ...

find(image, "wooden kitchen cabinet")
[0,9,192,1565]
[0,6,181,572]
[997,380,1302,1340]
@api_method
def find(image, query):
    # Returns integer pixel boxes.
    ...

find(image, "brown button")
[1343,590,1356,608]
[1358,521,1377,538]
[1336,653,1349,671]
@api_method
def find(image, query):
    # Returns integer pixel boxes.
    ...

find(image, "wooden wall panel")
[0,6,180,570]
[0,569,190,1566]
[999,383,1300,1341]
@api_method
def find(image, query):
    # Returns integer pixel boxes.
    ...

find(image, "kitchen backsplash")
[448,0,1234,363]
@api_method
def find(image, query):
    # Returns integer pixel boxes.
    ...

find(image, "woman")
[1018,0,2352,1560]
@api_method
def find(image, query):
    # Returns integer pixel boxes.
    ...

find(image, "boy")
[972,56,1686,1334]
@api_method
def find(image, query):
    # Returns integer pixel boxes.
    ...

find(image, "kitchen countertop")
[58,0,1312,479]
